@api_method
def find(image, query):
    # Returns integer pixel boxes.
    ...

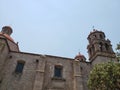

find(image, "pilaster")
[73,60,83,90]
[33,58,46,90]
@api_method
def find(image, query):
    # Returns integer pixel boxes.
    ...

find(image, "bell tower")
[87,29,116,64]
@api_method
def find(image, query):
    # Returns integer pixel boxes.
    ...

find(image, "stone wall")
[7,40,19,52]
[0,51,84,90]
[0,52,39,90]
[0,39,9,86]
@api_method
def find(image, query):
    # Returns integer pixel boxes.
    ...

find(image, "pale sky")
[0,0,120,60]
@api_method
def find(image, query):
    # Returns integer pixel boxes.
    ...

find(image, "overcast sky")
[0,0,120,59]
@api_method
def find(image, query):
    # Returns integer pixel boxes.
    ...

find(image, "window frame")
[54,65,63,78]
[15,60,25,73]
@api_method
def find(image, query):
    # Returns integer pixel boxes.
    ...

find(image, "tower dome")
[0,26,14,42]
[74,52,86,62]
[1,26,13,35]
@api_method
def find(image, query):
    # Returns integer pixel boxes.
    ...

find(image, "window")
[93,35,96,38]
[100,34,103,39]
[54,65,63,78]
[105,43,109,51]
[15,61,25,73]
[99,42,103,51]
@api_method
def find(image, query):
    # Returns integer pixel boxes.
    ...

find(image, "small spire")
[92,26,95,29]
[92,26,96,32]
[78,49,81,53]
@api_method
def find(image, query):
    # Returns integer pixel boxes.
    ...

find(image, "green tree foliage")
[87,62,120,90]
[116,42,120,62]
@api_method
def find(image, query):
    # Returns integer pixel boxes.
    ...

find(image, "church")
[0,26,116,90]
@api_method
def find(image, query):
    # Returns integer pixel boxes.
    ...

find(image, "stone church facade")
[0,26,116,90]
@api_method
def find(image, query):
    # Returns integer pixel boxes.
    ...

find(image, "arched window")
[105,43,109,51]
[99,42,103,51]
[15,60,25,73]
[93,35,96,38]
[100,34,103,39]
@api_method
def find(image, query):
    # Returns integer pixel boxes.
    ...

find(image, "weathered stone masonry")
[0,26,116,90]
